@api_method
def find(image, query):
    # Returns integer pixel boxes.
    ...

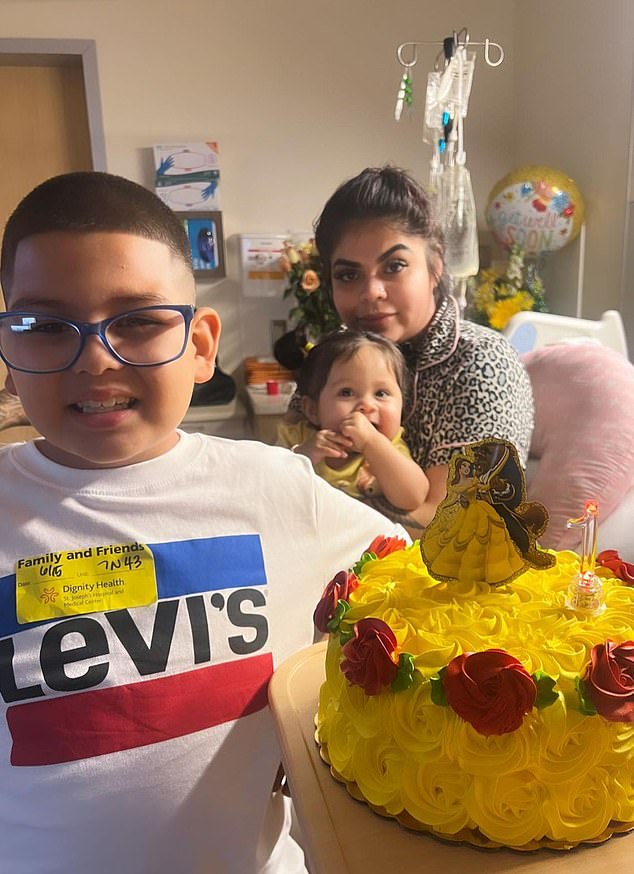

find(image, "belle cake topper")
[421,438,555,586]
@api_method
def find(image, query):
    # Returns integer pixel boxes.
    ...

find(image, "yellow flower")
[472,281,496,312]
[297,242,313,264]
[480,267,502,284]
[284,243,300,264]
[301,269,320,292]
[279,254,291,273]
[488,293,534,330]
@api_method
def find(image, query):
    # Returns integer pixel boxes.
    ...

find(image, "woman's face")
[330,219,440,343]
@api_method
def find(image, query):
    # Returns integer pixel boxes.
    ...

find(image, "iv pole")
[394,29,505,315]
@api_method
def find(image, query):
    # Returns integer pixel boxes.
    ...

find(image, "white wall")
[513,0,634,325]
[3,0,633,365]
[2,0,516,373]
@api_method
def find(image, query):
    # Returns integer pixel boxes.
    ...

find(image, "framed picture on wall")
[177,211,226,279]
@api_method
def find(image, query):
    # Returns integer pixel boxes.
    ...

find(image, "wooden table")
[269,642,634,874]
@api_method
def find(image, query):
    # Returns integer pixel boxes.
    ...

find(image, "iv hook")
[399,36,504,71]
[484,39,504,67]
[396,43,418,69]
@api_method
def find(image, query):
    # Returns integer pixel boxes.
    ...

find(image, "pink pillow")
[523,344,634,550]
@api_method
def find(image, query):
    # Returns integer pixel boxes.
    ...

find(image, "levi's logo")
[0,535,274,766]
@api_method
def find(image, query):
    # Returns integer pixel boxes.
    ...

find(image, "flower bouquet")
[467,244,547,331]
[273,240,341,371]
[279,240,340,342]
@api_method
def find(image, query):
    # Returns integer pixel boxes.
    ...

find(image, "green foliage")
[280,241,341,340]
[326,599,350,634]
[391,652,418,692]
[532,671,559,709]
[575,677,598,716]
[430,667,449,706]
[467,244,548,331]
[352,551,377,577]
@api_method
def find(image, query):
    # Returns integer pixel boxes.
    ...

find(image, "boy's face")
[3,231,220,469]
[304,344,403,440]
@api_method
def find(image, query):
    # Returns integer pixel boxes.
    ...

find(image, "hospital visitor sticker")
[15,542,158,623]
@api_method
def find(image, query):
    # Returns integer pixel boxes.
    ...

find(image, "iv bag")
[427,151,443,217]
[437,50,475,119]
[422,72,442,144]
[441,164,479,280]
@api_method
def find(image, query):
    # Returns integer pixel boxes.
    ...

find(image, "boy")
[0,172,405,874]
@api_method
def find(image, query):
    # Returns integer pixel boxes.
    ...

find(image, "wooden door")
[0,62,93,246]
[0,60,93,442]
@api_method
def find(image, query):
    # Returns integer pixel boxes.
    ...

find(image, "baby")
[278,330,427,513]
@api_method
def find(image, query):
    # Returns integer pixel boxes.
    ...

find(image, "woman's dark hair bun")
[273,328,308,372]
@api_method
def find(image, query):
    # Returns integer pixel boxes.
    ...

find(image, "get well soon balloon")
[485,165,585,258]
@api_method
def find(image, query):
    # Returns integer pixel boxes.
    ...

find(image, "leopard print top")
[285,296,534,524]
[399,296,533,469]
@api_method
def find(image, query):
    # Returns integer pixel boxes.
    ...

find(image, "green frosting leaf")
[532,670,559,709]
[352,551,377,576]
[326,599,350,634]
[430,667,448,707]
[576,676,598,716]
[391,653,417,692]
[338,626,355,646]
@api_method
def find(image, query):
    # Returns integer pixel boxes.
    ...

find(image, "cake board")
[268,641,634,874]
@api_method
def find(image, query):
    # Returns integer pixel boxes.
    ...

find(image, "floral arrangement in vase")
[279,240,340,343]
[467,244,547,332]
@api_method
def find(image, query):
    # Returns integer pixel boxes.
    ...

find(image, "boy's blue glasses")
[0,305,195,374]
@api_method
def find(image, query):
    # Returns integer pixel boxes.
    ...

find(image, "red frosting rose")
[313,570,358,633]
[583,640,634,722]
[597,549,634,585]
[341,618,399,695]
[366,535,407,559]
[443,649,537,736]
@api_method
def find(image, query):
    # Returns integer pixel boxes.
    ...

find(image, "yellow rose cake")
[315,538,634,850]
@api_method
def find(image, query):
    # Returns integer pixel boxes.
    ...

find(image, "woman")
[286,165,534,528]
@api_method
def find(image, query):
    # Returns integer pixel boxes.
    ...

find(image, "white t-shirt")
[0,432,405,874]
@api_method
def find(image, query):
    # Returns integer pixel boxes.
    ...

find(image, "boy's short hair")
[296,329,406,401]
[1,171,193,299]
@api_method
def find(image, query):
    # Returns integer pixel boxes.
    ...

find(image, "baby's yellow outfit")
[277,420,412,499]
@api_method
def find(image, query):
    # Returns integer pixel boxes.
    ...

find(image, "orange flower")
[301,269,320,292]
[278,254,291,273]
[366,535,408,558]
